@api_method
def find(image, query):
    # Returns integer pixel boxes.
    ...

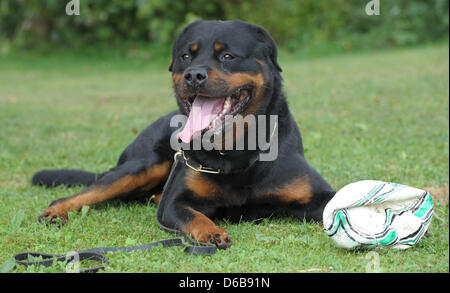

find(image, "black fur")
[32,169,99,187]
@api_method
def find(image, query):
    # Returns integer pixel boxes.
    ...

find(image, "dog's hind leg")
[38,159,171,223]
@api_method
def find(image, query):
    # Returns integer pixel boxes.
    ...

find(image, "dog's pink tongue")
[179,96,224,143]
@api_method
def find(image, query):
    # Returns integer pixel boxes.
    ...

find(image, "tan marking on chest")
[186,170,221,198]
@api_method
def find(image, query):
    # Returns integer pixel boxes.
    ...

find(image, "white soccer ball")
[323,180,433,249]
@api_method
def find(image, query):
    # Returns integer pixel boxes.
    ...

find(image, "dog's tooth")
[225,97,231,110]
[222,97,231,114]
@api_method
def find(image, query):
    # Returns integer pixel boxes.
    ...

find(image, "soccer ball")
[323,180,433,249]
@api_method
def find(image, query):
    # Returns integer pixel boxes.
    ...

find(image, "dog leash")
[13,221,216,273]
[13,236,214,273]
[12,154,216,273]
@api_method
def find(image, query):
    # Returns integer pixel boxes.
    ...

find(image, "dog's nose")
[184,68,208,88]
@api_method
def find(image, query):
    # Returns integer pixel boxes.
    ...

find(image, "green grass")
[0,44,448,273]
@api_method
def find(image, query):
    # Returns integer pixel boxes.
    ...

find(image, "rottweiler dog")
[33,20,335,249]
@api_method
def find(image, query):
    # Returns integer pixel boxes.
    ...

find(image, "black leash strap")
[13,153,216,273]
[14,251,107,273]
[13,237,214,273]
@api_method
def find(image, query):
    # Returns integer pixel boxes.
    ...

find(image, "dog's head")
[170,20,282,144]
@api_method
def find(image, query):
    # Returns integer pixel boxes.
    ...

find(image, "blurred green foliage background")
[0,0,448,56]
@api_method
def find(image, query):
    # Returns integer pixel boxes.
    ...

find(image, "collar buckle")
[174,150,222,174]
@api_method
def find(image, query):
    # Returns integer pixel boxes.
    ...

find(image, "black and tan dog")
[33,20,335,249]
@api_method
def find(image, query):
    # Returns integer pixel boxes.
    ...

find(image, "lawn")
[0,44,448,273]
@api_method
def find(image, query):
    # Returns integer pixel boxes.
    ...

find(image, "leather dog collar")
[175,120,277,175]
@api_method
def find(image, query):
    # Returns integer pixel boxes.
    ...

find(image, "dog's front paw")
[192,226,232,250]
[38,202,69,225]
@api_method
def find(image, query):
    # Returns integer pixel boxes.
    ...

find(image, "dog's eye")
[221,53,234,61]
[182,54,191,61]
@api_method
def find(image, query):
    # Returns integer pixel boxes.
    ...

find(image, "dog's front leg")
[182,206,232,249]
[157,166,232,249]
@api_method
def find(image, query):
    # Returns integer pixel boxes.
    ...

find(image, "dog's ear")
[250,25,282,73]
